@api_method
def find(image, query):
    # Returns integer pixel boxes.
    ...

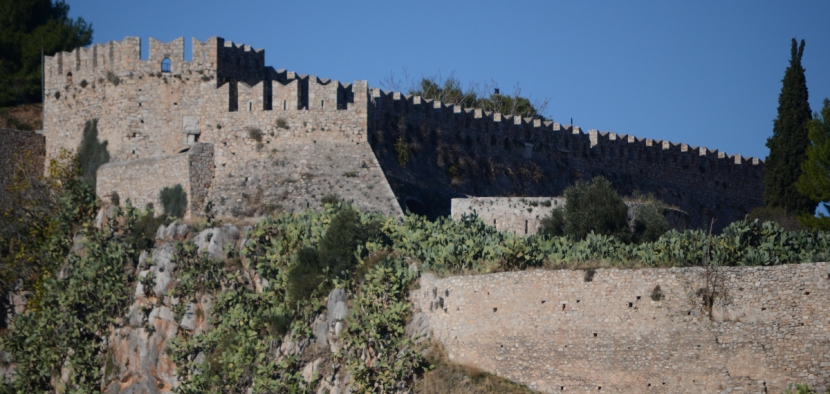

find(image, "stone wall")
[451,197,565,235]
[412,263,830,393]
[43,35,763,226]
[96,143,213,217]
[186,142,214,215]
[451,197,690,235]
[43,36,402,219]
[368,91,764,231]
[0,128,45,207]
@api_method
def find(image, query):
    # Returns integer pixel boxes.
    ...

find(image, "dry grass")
[415,341,536,394]
[0,103,42,131]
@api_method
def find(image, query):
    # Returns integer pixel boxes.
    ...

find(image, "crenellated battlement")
[367,87,763,181]
[366,86,764,230]
[42,35,764,229]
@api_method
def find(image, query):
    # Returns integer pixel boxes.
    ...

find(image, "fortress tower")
[42,36,764,229]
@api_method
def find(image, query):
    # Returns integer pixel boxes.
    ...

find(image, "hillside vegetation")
[2,149,830,392]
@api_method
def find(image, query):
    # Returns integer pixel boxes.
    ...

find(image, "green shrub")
[247,127,263,142]
[395,136,410,167]
[106,70,120,86]
[109,191,120,207]
[541,177,630,241]
[784,383,825,394]
[275,117,289,129]
[126,207,168,252]
[583,269,596,282]
[78,119,110,186]
[319,208,364,277]
[633,201,669,243]
[159,184,187,218]
[320,193,341,205]
[564,177,629,240]
[650,285,664,301]
[538,206,565,237]
[286,247,324,306]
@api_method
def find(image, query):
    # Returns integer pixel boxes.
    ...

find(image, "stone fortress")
[41,36,765,230]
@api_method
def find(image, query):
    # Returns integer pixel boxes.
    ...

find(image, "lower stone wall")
[451,197,690,235]
[413,263,830,393]
[96,143,213,217]
[0,128,45,207]
[451,197,565,235]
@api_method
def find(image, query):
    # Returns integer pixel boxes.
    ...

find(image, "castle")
[41,36,765,230]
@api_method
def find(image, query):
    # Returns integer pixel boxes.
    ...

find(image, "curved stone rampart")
[412,263,830,393]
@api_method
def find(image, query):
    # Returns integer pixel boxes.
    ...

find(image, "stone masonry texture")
[451,197,690,235]
[0,128,45,209]
[368,92,764,231]
[412,263,830,393]
[42,35,763,228]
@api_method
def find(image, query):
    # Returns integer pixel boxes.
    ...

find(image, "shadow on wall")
[405,198,429,218]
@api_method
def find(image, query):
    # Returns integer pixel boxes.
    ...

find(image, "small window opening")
[636,296,641,300]
[248,101,252,111]
[321,100,325,108]
[804,291,810,295]
[493,308,497,313]
[628,302,633,308]
[493,219,497,226]
[525,220,528,234]
[562,304,566,311]
[161,58,172,73]
[593,333,597,337]
[541,300,546,304]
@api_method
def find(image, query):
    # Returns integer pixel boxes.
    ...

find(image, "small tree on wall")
[160,184,187,218]
[538,176,631,241]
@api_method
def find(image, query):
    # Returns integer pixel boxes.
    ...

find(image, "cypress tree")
[764,38,815,215]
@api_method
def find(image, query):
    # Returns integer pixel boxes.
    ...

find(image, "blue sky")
[68,0,830,162]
